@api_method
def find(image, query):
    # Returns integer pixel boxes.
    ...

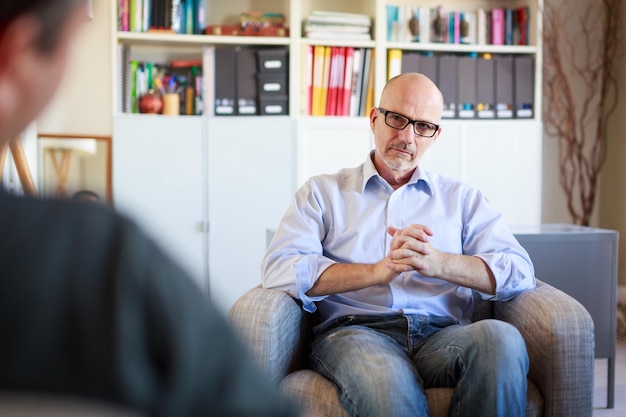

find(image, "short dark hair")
[0,0,85,53]
[71,189,101,202]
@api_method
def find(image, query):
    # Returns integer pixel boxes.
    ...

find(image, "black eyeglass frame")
[377,107,440,138]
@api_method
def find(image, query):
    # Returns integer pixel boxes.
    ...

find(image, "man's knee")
[470,320,528,368]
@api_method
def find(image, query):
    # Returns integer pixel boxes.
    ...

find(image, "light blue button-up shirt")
[261,153,536,333]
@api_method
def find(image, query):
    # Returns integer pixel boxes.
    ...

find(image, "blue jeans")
[310,314,529,417]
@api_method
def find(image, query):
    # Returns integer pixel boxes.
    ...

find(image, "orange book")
[365,49,376,112]
[311,45,326,116]
[320,46,332,115]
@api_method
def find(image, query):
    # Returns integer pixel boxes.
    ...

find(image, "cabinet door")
[296,117,374,188]
[113,114,207,289]
[422,120,542,226]
[207,116,293,312]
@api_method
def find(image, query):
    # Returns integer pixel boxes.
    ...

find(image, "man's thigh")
[310,321,428,417]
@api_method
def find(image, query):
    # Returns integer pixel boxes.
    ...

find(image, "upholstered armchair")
[228,280,594,417]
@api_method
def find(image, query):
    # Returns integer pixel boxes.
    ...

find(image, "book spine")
[119,0,130,31]
[491,8,504,45]
[142,0,150,32]
[349,48,363,116]
[387,49,402,80]
[341,47,354,116]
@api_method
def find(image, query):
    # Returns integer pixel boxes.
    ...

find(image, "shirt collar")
[361,151,433,196]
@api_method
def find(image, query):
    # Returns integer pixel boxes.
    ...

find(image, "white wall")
[37,0,112,136]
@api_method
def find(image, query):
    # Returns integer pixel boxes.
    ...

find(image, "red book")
[326,47,338,116]
[341,47,354,116]
[518,6,528,46]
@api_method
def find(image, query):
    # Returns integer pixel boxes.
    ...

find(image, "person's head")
[0,0,89,143]
[369,73,444,186]
[71,189,101,203]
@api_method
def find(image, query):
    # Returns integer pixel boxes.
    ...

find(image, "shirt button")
[394,283,400,289]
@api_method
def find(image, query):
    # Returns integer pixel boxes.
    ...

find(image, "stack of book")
[303,11,372,41]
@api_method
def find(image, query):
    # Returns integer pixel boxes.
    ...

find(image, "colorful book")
[349,48,364,116]
[311,45,326,116]
[341,47,354,116]
[387,49,402,80]
[326,47,339,116]
[320,46,332,115]
[491,8,505,45]
[303,45,313,115]
[119,0,129,31]
[358,48,372,116]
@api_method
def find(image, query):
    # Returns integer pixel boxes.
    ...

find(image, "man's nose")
[398,124,414,143]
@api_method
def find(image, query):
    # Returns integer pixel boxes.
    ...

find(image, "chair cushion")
[281,370,543,417]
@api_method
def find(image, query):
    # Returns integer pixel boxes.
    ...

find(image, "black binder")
[214,47,237,115]
[495,55,514,119]
[236,47,258,115]
[437,55,457,119]
[476,57,495,119]
[457,56,476,119]
[514,56,534,118]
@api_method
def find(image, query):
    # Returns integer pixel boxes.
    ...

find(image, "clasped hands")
[381,224,446,281]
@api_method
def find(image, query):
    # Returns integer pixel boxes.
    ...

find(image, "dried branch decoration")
[542,0,621,225]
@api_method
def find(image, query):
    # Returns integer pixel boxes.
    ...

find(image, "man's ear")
[432,126,443,143]
[369,106,378,132]
[0,15,40,117]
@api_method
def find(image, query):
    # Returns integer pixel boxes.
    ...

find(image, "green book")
[130,60,139,113]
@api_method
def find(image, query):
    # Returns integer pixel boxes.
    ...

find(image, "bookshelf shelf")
[384,42,539,55]
[299,38,376,49]
[117,32,291,47]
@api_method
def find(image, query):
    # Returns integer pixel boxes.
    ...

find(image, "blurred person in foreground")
[0,1,300,416]
[263,73,536,417]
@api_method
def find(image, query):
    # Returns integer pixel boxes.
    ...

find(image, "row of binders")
[117,45,289,116]
[386,4,531,46]
[209,47,289,116]
[388,50,534,119]
[303,46,375,117]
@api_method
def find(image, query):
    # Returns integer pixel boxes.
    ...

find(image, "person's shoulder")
[306,164,363,188]
[421,169,486,200]
[0,192,139,242]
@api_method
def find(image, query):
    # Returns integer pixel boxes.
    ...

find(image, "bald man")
[262,73,536,417]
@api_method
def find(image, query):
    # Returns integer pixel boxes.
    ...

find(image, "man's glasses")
[378,108,439,138]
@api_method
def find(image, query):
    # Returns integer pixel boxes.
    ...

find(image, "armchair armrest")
[228,286,313,383]
[494,279,594,417]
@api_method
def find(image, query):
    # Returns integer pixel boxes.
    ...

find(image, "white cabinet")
[207,116,293,311]
[113,115,294,311]
[295,116,373,187]
[112,115,208,290]
[422,120,542,226]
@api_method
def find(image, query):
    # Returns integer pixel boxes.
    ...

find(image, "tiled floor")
[593,338,626,416]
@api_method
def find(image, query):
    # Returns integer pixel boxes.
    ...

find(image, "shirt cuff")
[294,255,334,313]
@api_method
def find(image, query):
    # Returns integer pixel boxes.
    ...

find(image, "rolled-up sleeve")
[261,180,336,312]
[462,189,536,300]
